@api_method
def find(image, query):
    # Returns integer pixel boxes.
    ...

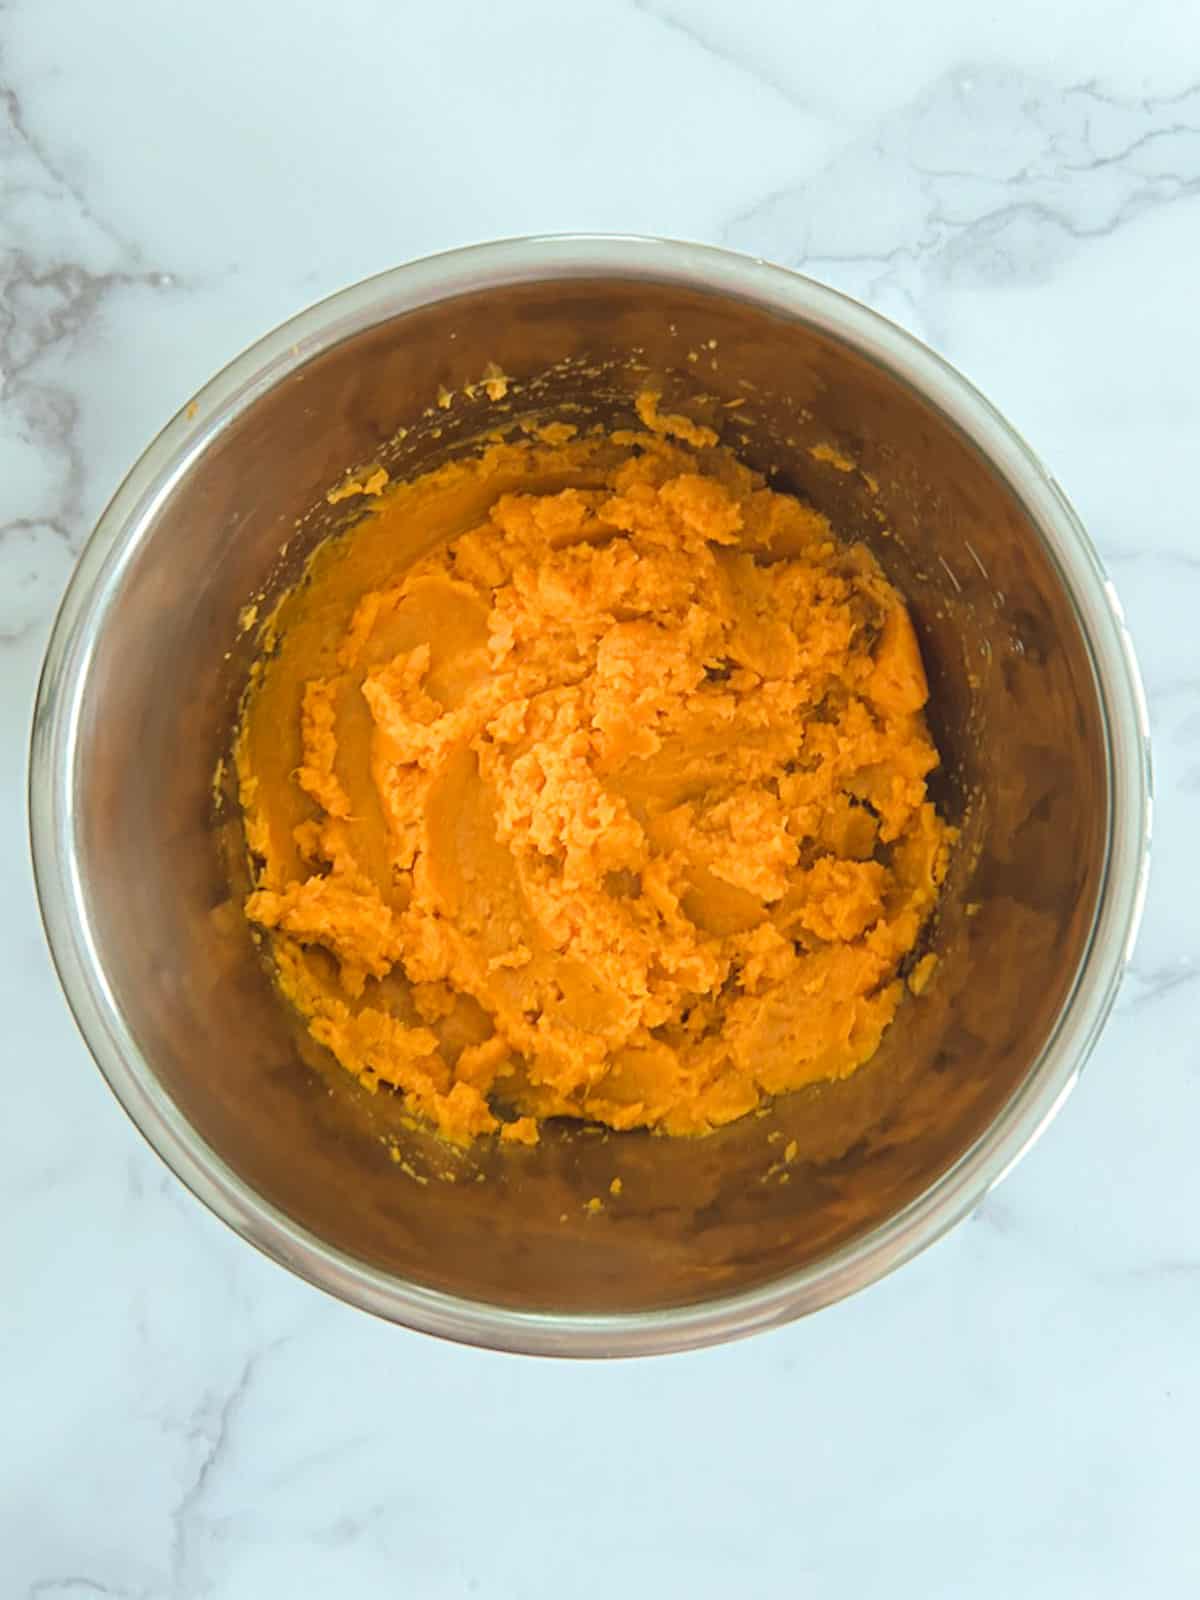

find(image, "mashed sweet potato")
[237,399,952,1145]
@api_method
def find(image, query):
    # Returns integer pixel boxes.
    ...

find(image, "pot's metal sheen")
[29,236,1150,1355]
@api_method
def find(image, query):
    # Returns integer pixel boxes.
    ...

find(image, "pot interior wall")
[73,278,1108,1313]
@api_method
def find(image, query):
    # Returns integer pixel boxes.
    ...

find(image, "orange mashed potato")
[237,402,952,1146]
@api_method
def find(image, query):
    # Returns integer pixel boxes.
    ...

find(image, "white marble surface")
[3,0,1198,1593]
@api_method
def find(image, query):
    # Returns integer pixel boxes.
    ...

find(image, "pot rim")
[28,234,1152,1357]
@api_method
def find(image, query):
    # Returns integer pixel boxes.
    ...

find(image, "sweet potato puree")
[237,398,952,1146]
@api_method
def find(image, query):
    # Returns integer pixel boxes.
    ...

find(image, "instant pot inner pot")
[74,278,1108,1313]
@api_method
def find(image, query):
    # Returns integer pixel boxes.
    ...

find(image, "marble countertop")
[4,1,1198,1594]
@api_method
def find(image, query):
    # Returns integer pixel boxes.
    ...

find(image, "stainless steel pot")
[29,236,1151,1355]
